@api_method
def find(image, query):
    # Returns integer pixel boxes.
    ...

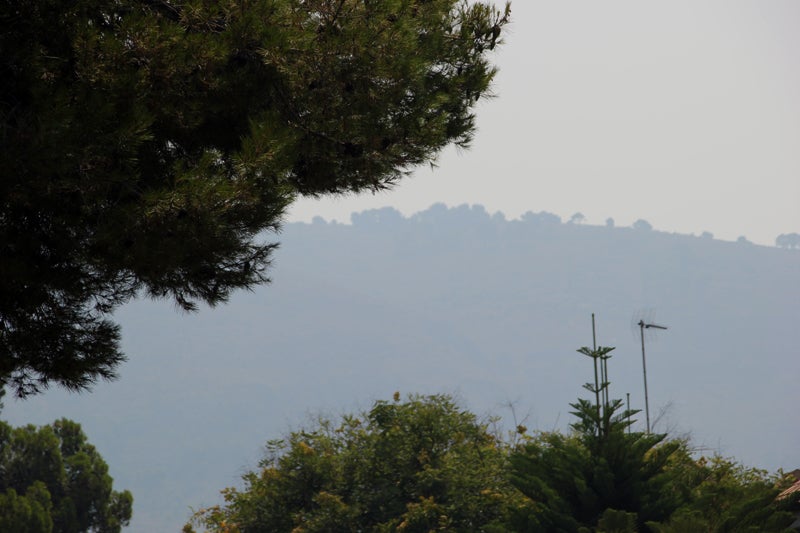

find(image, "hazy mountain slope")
[5,204,798,532]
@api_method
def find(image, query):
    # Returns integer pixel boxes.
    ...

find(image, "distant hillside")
[5,204,799,532]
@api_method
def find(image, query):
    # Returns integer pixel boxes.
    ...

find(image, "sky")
[288,1,800,246]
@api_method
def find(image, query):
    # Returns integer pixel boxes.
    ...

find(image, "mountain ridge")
[6,203,798,532]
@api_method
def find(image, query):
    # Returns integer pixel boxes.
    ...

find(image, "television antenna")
[638,319,668,433]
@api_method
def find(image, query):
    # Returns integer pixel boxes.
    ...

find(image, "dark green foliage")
[647,457,798,533]
[0,0,510,396]
[508,347,695,532]
[0,482,54,533]
[508,421,689,531]
[189,380,798,532]
[509,345,798,532]
[0,414,132,532]
[189,393,523,532]
[596,508,638,533]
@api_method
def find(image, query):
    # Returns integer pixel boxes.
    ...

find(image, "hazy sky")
[288,1,800,246]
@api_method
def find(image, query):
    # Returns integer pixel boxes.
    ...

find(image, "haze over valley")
[6,205,799,531]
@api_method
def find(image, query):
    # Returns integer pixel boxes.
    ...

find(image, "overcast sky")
[288,1,800,246]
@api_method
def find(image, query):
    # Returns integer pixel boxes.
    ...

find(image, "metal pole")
[596,315,608,417]
[592,314,600,426]
[603,351,610,409]
[626,392,631,434]
[639,320,651,434]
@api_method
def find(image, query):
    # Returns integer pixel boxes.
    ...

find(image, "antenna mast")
[638,319,667,433]
[592,314,601,425]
